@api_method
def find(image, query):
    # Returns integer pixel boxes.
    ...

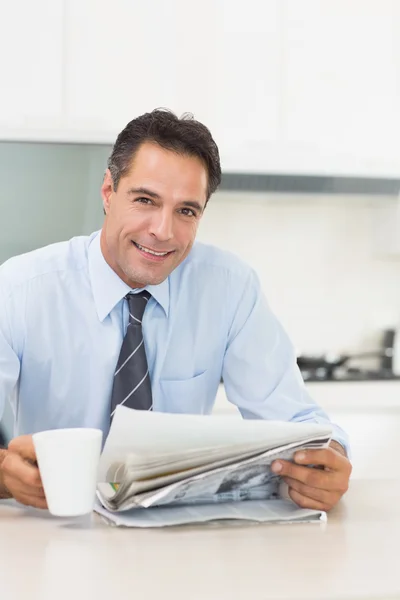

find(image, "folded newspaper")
[95,405,332,527]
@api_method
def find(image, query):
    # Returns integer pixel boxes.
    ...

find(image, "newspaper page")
[97,434,330,512]
[98,442,286,503]
[94,498,327,528]
[98,405,333,484]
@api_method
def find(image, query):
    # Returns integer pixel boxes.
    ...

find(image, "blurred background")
[1,1,400,476]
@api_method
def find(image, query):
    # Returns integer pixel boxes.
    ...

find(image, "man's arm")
[0,276,46,507]
[221,268,350,453]
[0,274,22,421]
[0,282,21,436]
[221,268,351,510]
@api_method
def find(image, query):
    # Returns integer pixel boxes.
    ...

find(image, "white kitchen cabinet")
[1,0,399,178]
[64,0,283,154]
[64,0,400,177]
[0,0,64,138]
[64,0,220,138]
[205,0,282,172]
[283,0,400,177]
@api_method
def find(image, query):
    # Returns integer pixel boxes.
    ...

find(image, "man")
[0,109,351,511]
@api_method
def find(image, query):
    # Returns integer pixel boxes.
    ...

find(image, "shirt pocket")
[159,371,209,414]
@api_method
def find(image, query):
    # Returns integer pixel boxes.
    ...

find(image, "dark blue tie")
[110,291,152,419]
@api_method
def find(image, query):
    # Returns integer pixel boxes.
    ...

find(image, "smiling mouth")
[132,241,173,258]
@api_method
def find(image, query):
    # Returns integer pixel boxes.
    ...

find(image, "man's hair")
[107,108,221,202]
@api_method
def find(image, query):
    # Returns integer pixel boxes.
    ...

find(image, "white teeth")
[136,243,168,257]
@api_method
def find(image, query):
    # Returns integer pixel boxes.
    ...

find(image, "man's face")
[101,142,208,288]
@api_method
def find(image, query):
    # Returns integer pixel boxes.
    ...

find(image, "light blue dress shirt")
[0,230,348,450]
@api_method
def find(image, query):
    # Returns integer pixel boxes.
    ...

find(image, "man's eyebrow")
[127,188,204,213]
[126,187,161,199]
[181,201,204,213]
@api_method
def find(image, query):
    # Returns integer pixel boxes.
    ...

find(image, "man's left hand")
[271,442,352,511]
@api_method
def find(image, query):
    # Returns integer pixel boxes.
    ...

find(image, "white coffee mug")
[33,427,103,517]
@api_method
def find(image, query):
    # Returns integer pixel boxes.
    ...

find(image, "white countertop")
[0,477,399,600]
[1,382,399,599]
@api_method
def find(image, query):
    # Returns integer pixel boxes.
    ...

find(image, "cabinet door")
[65,0,219,137]
[65,0,282,166]
[284,0,400,176]
[0,0,64,135]
[210,0,282,172]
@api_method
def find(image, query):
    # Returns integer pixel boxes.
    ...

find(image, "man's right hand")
[0,435,47,509]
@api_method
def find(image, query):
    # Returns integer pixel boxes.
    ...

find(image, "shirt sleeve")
[222,268,350,454]
[0,283,21,425]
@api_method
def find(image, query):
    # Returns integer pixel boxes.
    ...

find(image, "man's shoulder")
[181,241,256,282]
[0,232,96,292]
[172,242,262,316]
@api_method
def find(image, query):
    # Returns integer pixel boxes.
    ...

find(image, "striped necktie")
[110,291,152,419]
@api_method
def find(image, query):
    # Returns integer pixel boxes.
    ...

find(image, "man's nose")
[148,210,174,242]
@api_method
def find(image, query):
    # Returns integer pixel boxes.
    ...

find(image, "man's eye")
[136,197,152,204]
[180,208,196,217]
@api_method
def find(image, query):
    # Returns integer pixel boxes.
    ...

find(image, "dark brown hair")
[107,109,221,202]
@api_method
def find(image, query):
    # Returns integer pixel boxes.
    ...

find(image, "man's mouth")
[132,241,173,259]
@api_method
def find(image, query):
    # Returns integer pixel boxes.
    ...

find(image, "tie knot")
[126,291,151,324]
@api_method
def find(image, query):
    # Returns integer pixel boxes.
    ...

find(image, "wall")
[197,192,400,355]
[0,142,109,264]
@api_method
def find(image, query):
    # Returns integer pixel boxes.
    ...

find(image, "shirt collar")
[88,231,170,322]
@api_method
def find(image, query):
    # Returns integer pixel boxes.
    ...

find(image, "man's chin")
[123,269,169,288]
[121,252,182,287]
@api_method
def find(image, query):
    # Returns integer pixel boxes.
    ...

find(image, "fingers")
[271,447,351,493]
[293,448,351,473]
[8,435,38,464]
[2,452,43,490]
[271,446,352,511]
[13,491,48,510]
[298,447,348,469]
[5,477,46,499]
[283,476,340,511]
[1,438,47,509]
[294,447,352,491]
[272,459,343,491]
[288,488,328,512]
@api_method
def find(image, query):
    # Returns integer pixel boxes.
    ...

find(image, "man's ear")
[101,169,114,215]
